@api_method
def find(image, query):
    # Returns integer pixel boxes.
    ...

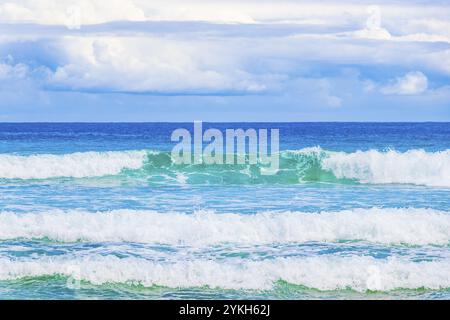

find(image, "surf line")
[171,121,280,175]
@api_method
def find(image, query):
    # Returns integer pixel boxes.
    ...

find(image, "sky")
[0,0,449,121]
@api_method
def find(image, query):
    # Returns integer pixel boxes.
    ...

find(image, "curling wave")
[0,147,449,187]
[0,255,449,292]
[0,208,449,245]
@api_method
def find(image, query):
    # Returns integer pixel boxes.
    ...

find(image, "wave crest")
[0,147,449,187]
[0,151,147,179]
[0,256,448,292]
[1,208,449,245]
[322,149,450,187]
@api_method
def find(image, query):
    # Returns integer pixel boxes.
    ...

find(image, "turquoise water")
[0,123,449,300]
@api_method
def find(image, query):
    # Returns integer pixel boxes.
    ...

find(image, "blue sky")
[0,0,449,121]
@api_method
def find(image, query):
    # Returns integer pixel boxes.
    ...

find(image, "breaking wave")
[0,150,147,179]
[0,255,449,292]
[0,147,449,187]
[0,208,449,246]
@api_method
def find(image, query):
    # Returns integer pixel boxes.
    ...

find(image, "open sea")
[0,122,449,300]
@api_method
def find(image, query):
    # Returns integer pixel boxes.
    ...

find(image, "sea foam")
[322,148,450,187]
[0,208,449,245]
[0,255,448,291]
[0,151,147,179]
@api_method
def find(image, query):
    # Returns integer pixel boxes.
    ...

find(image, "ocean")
[0,122,449,300]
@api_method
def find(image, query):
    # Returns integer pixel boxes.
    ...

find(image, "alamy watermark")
[65,5,82,30]
[171,121,280,175]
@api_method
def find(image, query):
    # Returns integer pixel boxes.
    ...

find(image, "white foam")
[0,255,448,291]
[1,208,449,245]
[0,151,147,179]
[322,149,450,187]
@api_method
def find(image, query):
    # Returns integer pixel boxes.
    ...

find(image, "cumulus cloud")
[0,0,449,121]
[1,28,446,96]
[381,71,428,95]
[45,37,266,94]
[0,62,28,79]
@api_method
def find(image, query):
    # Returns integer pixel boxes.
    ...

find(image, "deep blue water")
[1,122,450,154]
[0,123,449,299]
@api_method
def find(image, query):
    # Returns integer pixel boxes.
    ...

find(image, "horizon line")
[0,121,449,124]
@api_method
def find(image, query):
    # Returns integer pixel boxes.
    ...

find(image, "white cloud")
[0,1,449,98]
[0,62,28,79]
[424,49,450,75]
[0,0,146,25]
[381,71,428,95]
[337,5,450,43]
[350,5,391,40]
[0,2,33,20]
[46,36,266,93]
[399,18,450,39]
[352,27,391,40]
[0,1,449,36]
[1,28,446,96]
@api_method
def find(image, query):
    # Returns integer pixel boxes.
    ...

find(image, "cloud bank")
[0,0,449,121]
